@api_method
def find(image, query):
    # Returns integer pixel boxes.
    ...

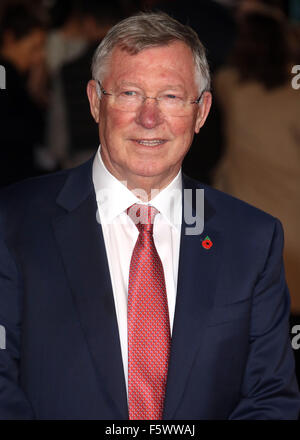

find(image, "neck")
[125,174,176,202]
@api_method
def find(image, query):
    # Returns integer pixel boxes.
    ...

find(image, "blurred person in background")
[43,0,121,171]
[46,0,88,75]
[212,5,300,383]
[59,1,121,169]
[0,1,48,187]
[41,0,89,171]
[238,0,289,15]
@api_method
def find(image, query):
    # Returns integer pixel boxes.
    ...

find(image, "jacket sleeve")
[0,210,35,419]
[229,218,300,419]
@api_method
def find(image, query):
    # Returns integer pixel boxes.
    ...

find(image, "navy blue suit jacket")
[0,154,299,419]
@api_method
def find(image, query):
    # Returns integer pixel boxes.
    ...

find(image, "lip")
[130,138,168,147]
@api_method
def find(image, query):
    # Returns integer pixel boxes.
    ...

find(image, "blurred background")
[0,0,300,384]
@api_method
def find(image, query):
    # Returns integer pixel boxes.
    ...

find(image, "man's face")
[87,41,211,191]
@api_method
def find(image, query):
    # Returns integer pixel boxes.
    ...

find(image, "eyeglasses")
[96,80,203,116]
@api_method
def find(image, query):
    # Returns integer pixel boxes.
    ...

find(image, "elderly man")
[0,12,299,420]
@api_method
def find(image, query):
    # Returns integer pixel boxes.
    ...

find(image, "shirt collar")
[92,145,182,230]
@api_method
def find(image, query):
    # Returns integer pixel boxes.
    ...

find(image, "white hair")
[91,11,211,96]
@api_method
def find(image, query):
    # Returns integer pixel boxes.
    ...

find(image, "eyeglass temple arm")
[192,90,205,104]
[96,80,112,98]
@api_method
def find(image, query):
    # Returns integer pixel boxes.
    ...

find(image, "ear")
[194,91,212,134]
[87,79,101,123]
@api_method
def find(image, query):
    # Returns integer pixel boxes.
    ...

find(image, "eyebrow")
[117,81,185,91]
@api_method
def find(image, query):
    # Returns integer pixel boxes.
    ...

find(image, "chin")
[131,162,166,179]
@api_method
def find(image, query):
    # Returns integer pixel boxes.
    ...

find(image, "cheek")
[167,118,197,161]
[169,117,196,143]
[100,107,133,135]
[99,108,134,153]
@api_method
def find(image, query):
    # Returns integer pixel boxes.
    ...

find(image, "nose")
[135,98,164,129]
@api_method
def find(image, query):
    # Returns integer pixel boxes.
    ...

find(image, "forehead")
[104,41,197,90]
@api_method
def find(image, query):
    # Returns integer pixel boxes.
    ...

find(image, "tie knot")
[127,203,159,234]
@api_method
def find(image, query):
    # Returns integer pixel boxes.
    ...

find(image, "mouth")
[131,139,167,147]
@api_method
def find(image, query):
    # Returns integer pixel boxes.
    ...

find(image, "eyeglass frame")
[95,80,204,109]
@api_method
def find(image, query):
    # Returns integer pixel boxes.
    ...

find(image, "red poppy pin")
[202,235,213,250]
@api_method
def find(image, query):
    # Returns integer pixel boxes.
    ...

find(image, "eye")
[163,94,183,101]
[121,91,138,97]
[165,94,178,99]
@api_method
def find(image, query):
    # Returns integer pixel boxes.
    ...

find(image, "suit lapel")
[52,155,128,419]
[163,174,223,419]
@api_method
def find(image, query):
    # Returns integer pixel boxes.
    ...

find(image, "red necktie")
[127,204,171,420]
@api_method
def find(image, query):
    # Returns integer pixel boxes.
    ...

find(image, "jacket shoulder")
[183,173,281,231]
[0,168,69,213]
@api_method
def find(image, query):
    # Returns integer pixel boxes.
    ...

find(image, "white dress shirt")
[92,146,182,394]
